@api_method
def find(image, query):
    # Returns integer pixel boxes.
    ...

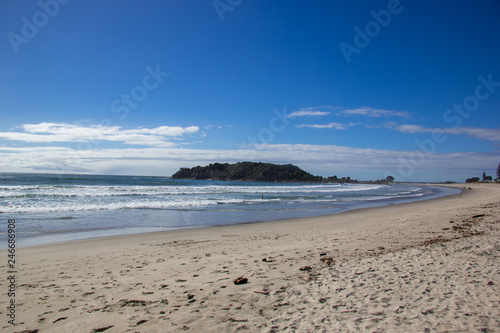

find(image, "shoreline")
[7,183,458,249]
[1,183,499,332]
[16,183,460,255]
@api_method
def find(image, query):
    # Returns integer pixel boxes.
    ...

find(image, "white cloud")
[394,125,500,142]
[204,125,223,130]
[287,110,331,117]
[1,143,498,182]
[288,106,410,130]
[393,124,427,133]
[0,123,199,147]
[286,106,341,118]
[338,107,411,118]
[296,122,350,130]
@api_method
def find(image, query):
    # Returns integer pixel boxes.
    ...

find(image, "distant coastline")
[171,161,394,184]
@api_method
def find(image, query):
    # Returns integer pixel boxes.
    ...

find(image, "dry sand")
[1,183,499,332]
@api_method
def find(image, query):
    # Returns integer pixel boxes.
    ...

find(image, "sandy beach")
[1,183,499,332]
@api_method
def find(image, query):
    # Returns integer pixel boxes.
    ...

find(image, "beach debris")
[319,252,327,256]
[488,281,495,286]
[275,301,291,307]
[421,237,452,246]
[275,286,287,294]
[262,257,275,262]
[472,214,485,218]
[320,256,335,265]
[91,325,114,332]
[52,317,68,323]
[299,266,312,271]
[136,319,148,326]
[253,290,270,295]
[234,277,248,285]
[118,299,149,307]
[228,317,249,322]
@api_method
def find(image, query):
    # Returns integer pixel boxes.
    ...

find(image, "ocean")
[0,173,459,247]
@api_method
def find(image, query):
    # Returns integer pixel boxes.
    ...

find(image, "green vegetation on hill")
[171,162,323,182]
[171,162,395,183]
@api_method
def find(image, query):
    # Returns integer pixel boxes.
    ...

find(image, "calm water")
[0,173,458,247]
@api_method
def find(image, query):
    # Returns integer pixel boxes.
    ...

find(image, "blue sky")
[1,0,499,182]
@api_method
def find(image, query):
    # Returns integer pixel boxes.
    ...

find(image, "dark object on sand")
[299,266,312,271]
[91,327,114,333]
[320,256,335,265]
[234,277,248,285]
